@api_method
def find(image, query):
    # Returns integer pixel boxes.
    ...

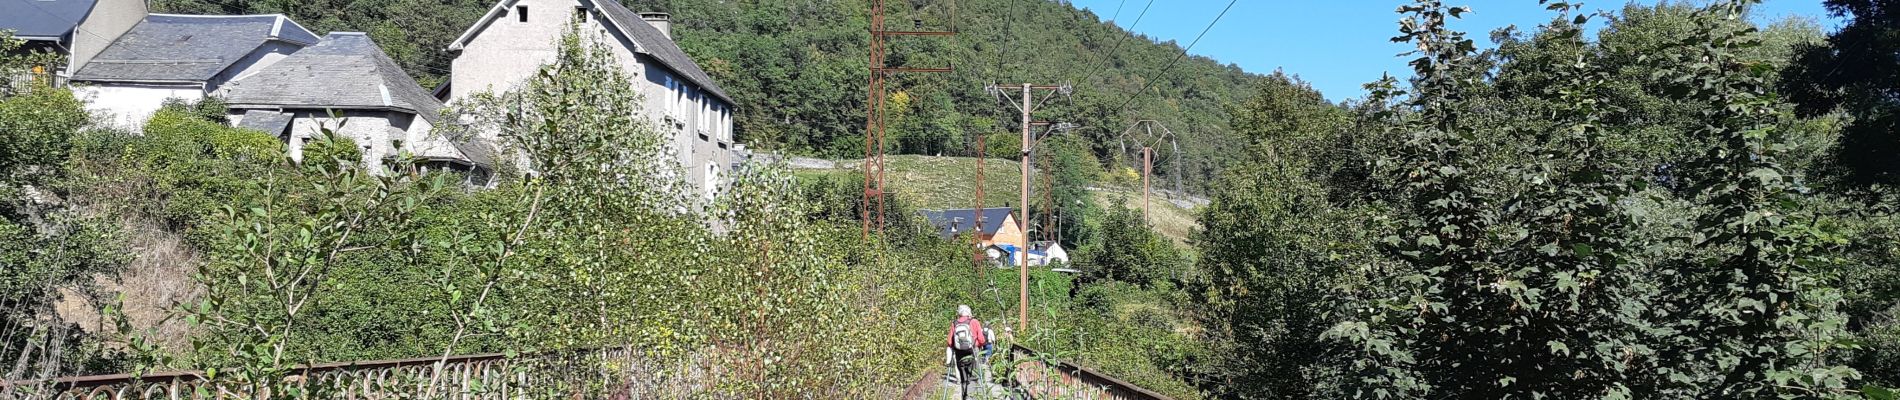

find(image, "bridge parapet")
[1,346,651,399]
[1008,344,1175,400]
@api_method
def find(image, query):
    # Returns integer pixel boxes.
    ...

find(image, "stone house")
[67,13,318,129]
[0,0,147,81]
[444,0,736,200]
[221,32,487,177]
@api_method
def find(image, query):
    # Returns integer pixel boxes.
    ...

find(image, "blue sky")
[1066,0,1844,103]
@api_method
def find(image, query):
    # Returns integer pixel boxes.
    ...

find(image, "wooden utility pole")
[973,131,985,272]
[1118,120,1178,226]
[985,82,1069,333]
[1142,146,1152,223]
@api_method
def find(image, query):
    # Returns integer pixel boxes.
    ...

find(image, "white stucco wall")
[69,0,148,73]
[450,0,734,201]
[449,0,611,101]
[229,109,443,174]
[71,39,302,132]
[281,110,399,171]
[73,83,203,130]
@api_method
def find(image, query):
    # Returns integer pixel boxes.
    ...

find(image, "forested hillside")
[148,0,1261,194]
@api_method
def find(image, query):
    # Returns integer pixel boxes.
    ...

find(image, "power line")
[1113,0,1237,114]
[993,0,1017,82]
[1105,0,1128,22]
[1073,0,1152,86]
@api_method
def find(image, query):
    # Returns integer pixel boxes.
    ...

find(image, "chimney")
[640,12,671,38]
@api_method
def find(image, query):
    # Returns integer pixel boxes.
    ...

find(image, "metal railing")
[2,65,62,96]
[1,346,658,399]
[1008,344,1175,400]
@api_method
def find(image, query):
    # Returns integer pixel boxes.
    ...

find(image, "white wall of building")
[73,83,203,130]
[228,109,439,175]
[279,110,417,171]
[450,0,734,201]
[449,0,605,101]
[72,39,302,132]
[68,0,148,74]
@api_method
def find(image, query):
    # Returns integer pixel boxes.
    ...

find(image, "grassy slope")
[792,155,1199,244]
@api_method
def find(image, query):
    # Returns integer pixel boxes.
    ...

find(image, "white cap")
[957,304,972,318]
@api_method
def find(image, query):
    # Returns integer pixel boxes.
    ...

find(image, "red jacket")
[947,316,987,349]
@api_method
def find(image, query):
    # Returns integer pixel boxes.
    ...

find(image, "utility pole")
[1142,146,1152,223]
[863,0,954,240]
[1118,120,1178,226]
[986,82,1070,334]
[973,129,986,272]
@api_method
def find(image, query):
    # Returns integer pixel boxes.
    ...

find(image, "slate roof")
[447,0,732,104]
[222,33,443,123]
[591,0,731,104]
[401,131,471,163]
[71,14,319,83]
[233,110,291,136]
[920,208,1015,238]
[445,135,497,169]
[0,0,96,40]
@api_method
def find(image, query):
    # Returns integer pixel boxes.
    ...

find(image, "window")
[573,6,588,22]
[675,85,688,123]
[664,76,680,119]
[700,98,711,132]
[516,6,528,22]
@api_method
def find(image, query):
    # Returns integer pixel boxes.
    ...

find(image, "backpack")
[952,320,976,351]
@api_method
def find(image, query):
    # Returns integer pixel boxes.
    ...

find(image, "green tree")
[1783,0,1900,190]
[1082,202,1180,287]
[0,49,131,384]
[1191,73,1368,399]
[1324,1,1863,398]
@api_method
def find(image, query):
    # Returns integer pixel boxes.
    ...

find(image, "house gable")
[991,214,1024,247]
[445,0,628,100]
[445,0,730,105]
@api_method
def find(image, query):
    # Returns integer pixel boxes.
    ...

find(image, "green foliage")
[1080,201,1183,287]
[188,128,443,390]
[1304,1,1868,398]
[1024,277,1208,400]
[158,97,232,124]
[67,108,284,227]
[1038,136,1102,251]
[0,83,87,185]
[1783,0,1900,190]
[0,71,133,380]
[298,131,361,169]
[1190,73,1375,399]
[0,31,60,92]
[149,28,960,397]
[1654,1,1862,395]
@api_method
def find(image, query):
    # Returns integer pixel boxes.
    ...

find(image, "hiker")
[945,304,989,392]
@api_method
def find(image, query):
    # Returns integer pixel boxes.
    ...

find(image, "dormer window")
[516,6,528,22]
